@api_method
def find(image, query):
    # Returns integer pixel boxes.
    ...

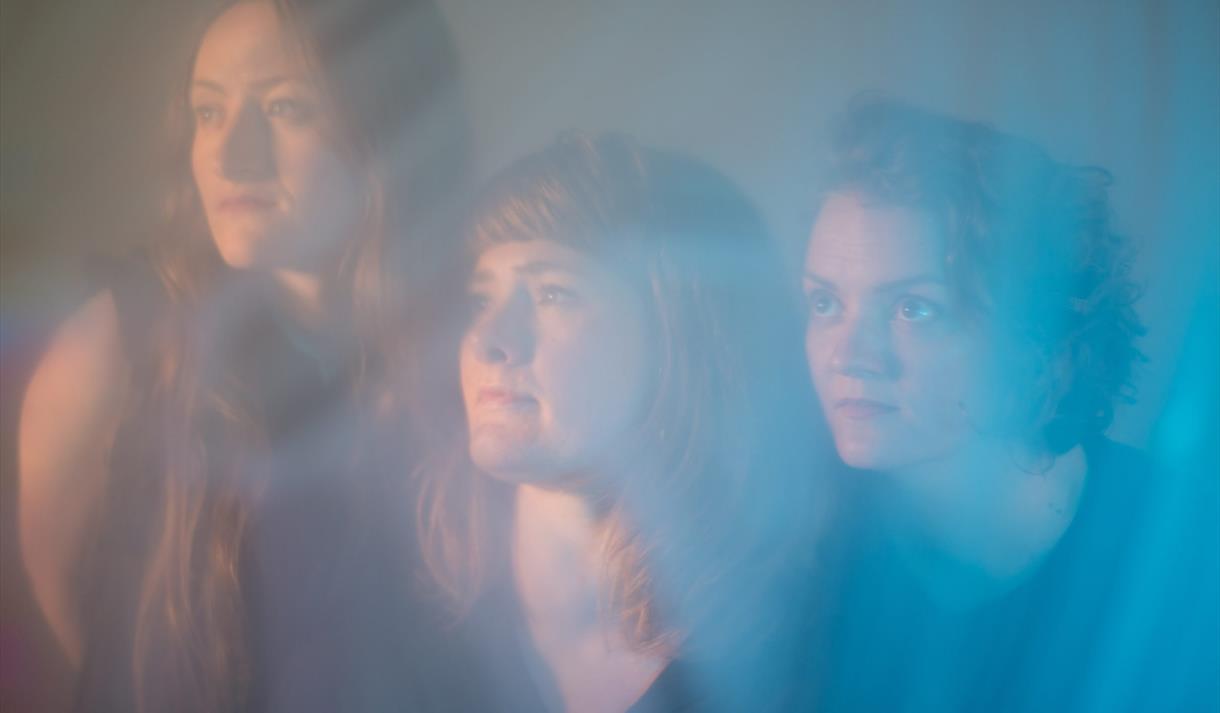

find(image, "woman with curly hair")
[416,133,825,712]
[800,98,1147,711]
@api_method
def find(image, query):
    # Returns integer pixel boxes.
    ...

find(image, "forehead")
[193,2,306,81]
[473,240,597,276]
[805,191,946,286]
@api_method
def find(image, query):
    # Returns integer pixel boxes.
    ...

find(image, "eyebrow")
[250,75,309,92]
[468,260,582,287]
[802,271,947,293]
[514,260,576,277]
[190,76,311,96]
[191,79,226,95]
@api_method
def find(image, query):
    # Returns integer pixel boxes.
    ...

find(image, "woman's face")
[190,2,360,273]
[803,191,1004,474]
[460,240,652,484]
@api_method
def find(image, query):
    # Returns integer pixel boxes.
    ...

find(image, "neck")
[512,484,606,638]
[270,268,329,329]
[879,440,1088,607]
[511,483,668,713]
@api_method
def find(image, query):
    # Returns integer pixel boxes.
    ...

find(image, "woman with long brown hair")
[416,134,826,712]
[17,0,465,709]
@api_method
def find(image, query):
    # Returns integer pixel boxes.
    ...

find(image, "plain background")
[2,1,1217,709]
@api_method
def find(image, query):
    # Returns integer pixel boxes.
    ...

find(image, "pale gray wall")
[3,0,1218,446]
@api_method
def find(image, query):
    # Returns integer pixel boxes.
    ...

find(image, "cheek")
[281,138,349,199]
[280,138,362,236]
[804,325,835,392]
[458,344,479,412]
[896,336,992,434]
[190,138,212,198]
[538,318,650,451]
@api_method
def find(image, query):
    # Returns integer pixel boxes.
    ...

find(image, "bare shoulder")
[18,289,132,666]
[20,290,130,466]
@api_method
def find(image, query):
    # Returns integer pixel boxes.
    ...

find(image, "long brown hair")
[416,134,826,660]
[72,2,467,711]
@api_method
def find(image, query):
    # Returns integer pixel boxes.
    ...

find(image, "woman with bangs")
[17,0,466,710]
[800,98,1154,711]
[415,134,826,712]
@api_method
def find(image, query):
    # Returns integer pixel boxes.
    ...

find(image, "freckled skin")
[803,191,1005,474]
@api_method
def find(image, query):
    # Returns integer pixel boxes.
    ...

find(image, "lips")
[217,194,277,212]
[476,387,538,409]
[834,398,897,420]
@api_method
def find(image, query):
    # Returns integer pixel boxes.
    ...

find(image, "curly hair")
[416,133,823,659]
[821,97,1144,454]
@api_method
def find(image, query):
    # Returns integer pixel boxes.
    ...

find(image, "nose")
[218,101,275,181]
[828,313,896,379]
[466,292,534,366]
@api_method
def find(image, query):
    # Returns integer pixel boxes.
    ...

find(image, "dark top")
[70,254,436,713]
[442,575,800,713]
[807,438,1211,712]
[450,577,701,712]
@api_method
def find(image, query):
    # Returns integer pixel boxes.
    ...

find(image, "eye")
[192,103,223,127]
[894,296,941,323]
[466,291,491,320]
[267,97,316,125]
[536,284,580,307]
[806,289,843,320]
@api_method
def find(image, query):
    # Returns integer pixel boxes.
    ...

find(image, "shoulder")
[29,289,127,398]
[18,290,133,666]
[1050,437,1154,581]
[1084,437,1153,477]
[20,290,130,473]
[50,289,124,360]
[22,248,165,442]
[1080,437,1155,514]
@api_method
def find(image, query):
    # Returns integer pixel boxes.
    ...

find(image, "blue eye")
[537,284,579,306]
[806,289,843,320]
[895,296,940,323]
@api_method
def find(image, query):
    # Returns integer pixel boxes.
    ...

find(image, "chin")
[211,221,309,269]
[472,460,564,487]
[835,436,949,477]
[470,438,554,484]
[837,449,883,471]
[212,233,268,269]
[832,433,899,472]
